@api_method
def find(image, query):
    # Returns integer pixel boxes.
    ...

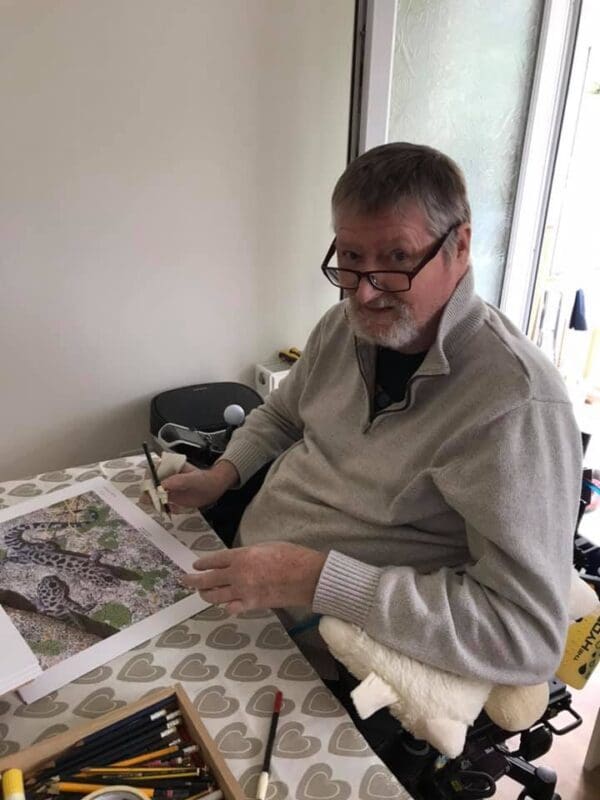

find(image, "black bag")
[150,381,263,468]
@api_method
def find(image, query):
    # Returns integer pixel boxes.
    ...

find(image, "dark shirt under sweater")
[374,347,427,412]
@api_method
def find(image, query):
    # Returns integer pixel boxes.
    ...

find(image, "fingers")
[182,567,231,591]
[182,565,245,611]
[162,473,193,490]
[179,463,198,474]
[198,586,239,605]
[192,551,233,571]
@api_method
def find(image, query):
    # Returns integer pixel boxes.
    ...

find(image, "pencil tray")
[0,685,244,800]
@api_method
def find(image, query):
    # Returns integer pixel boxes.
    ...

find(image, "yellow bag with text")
[556,612,600,689]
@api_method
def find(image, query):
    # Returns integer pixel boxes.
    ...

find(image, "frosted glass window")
[388,1,543,303]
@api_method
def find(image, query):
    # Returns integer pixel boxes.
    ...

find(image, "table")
[0,456,412,800]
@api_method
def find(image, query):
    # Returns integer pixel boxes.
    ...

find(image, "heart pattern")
[273,722,321,759]
[32,724,70,744]
[8,483,42,497]
[205,623,251,650]
[178,517,211,532]
[328,723,370,757]
[117,654,167,683]
[155,624,201,649]
[195,605,229,621]
[111,470,142,483]
[301,687,345,717]
[224,653,271,682]
[76,470,103,481]
[0,723,19,757]
[214,722,261,759]
[14,693,68,718]
[103,459,134,469]
[237,608,272,620]
[72,688,127,718]
[256,623,294,650]
[39,471,73,482]
[245,686,295,718]
[46,483,73,493]
[193,686,239,717]
[278,655,318,681]
[190,533,224,550]
[0,455,401,799]
[171,654,219,682]
[296,763,352,800]
[73,666,113,684]
[359,765,404,799]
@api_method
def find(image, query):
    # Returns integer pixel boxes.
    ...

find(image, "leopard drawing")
[3,522,139,586]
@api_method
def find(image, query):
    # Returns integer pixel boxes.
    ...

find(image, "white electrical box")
[255,357,290,398]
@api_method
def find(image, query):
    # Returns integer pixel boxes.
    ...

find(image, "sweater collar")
[353,267,487,378]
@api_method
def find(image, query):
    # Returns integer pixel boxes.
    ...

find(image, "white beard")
[346,297,421,350]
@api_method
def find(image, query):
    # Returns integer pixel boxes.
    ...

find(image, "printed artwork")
[0,491,192,670]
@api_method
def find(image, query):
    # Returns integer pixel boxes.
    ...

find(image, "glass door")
[527,2,600,422]
[356,0,581,308]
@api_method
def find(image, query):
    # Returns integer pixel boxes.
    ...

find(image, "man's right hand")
[161,460,240,509]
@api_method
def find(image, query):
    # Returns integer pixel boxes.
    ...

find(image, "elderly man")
[164,143,581,704]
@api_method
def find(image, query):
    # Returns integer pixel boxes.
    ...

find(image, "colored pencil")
[56,726,180,774]
[48,782,210,799]
[256,690,282,800]
[73,699,178,749]
[34,732,182,787]
[109,745,184,768]
[31,701,178,782]
[79,768,199,776]
[77,772,204,782]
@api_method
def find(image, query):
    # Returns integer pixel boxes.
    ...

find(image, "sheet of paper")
[0,606,41,696]
[0,477,209,703]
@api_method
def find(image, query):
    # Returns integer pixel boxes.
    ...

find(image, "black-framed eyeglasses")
[320,224,459,293]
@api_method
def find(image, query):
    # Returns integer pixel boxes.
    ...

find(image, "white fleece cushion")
[319,615,492,758]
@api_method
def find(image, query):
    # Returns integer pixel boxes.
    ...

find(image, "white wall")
[0,0,352,480]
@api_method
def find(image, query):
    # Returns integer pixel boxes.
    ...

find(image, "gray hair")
[332,143,471,256]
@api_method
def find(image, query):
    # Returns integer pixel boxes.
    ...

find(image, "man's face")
[334,204,471,352]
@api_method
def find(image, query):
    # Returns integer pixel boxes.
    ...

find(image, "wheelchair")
[405,467,597,800]
[151,384,598,799]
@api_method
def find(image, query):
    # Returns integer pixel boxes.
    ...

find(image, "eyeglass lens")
[323,268,411,292]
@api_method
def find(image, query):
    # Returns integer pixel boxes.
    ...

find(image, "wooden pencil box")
[0,685,244,800]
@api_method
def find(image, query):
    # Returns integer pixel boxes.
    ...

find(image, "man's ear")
[455,223,471,266]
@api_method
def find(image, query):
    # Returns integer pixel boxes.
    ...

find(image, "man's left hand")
[182,542,327,615]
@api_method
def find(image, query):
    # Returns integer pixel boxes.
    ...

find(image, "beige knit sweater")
[221,270,582,684]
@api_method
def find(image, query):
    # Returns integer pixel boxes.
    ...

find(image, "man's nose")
[353,273,383,305]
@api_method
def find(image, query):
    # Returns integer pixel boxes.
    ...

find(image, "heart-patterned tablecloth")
[0,457,412,799]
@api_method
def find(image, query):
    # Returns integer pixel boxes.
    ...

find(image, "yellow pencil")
[79,768,195,775]
[110,745,180,767]
[51,783,152,798]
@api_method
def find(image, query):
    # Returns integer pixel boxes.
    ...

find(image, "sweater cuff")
[216,438,270,486]
[313,550,382,628]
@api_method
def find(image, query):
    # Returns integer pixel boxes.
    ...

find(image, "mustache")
[350,296,407,311]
